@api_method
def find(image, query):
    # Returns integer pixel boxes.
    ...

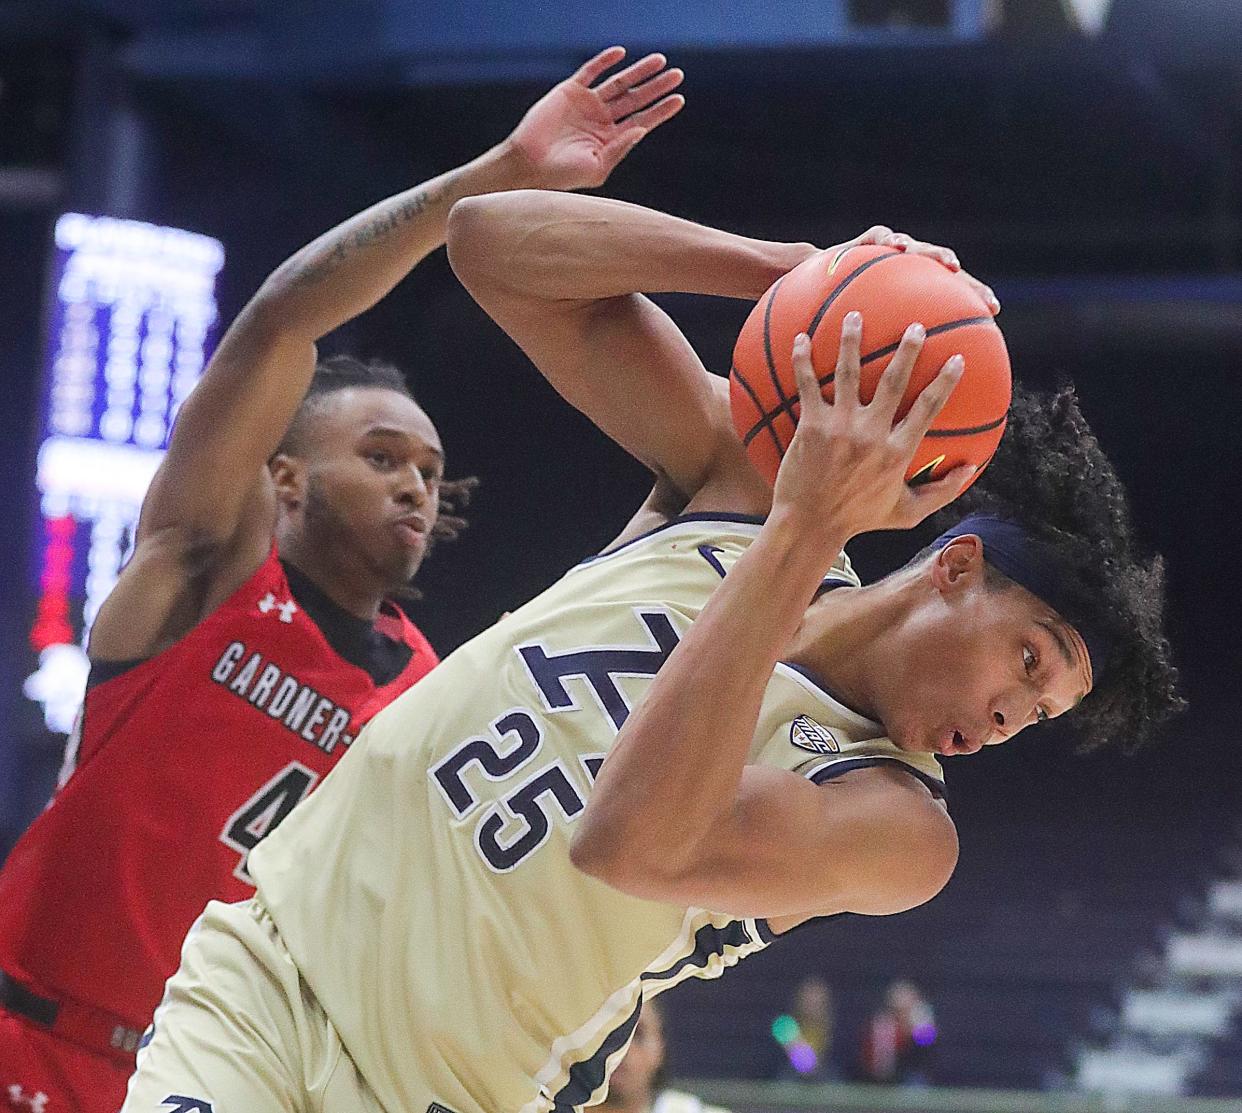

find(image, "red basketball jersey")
[0,549,436,1040]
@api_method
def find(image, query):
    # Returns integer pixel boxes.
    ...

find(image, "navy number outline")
[428,609,682,873]
[220,761,319,883]
[430,710,543,819]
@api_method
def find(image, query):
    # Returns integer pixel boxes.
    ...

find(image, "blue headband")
[931,514,1110,682]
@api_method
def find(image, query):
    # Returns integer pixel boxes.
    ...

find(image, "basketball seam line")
[742,313,1000,447]
[757,276,791,458]
[730,363,781,459]
[924,414,1008,437]
[806,251,904,340]
[858,315,994,366]
[740,249,902,453]
[762,274,792,412]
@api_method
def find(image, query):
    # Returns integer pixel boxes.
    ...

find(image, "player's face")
[877,552,1094,758]
[296,388,444,589]
[606,1008,665,1104]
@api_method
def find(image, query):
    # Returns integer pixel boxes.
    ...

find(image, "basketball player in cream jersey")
[124,178,1181,1111]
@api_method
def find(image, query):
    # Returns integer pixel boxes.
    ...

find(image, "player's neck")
[785,575,916,722]
[276,529,387,622]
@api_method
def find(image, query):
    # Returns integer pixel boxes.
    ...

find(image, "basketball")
[730,244,1011,489]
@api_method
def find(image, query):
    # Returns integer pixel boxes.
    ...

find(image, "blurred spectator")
[858,979,937,1086]
[770,975,838,1081]
[604,999,731,1113]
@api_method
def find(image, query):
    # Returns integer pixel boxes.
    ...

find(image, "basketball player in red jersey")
[0,48,685,1113]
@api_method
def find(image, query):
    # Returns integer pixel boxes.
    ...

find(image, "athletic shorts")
[120,898,383,1113]
[0,1008,133,1113]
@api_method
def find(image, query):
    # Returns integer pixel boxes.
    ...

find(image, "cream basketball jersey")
[249,514,944,1113]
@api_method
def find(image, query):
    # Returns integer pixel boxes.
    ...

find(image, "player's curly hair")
[927,383,1183,754]
[277,354,478,549]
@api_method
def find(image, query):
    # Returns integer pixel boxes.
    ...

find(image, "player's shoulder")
[574,510,857,587]
[753,666,946,802]
[582,511,768,566]
[88,532,279,665]
[380,599,438,662]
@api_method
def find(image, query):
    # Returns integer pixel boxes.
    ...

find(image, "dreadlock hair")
[921,383,1183,754]
[276,353,478,552]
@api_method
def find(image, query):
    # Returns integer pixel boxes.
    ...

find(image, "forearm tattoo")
[289,179,451,287]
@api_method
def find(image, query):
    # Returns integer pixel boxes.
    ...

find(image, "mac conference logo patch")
[789,715,840,755]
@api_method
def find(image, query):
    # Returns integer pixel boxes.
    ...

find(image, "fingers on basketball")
[903,463,978,525]
[898,355,966,447]
[833,311,863,407]
[730,244,1011,489]
[854,225,894,247]
[791,334,825,418]
[870,323,925,423]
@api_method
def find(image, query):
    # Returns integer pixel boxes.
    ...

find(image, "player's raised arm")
[89,47,681,662]
[446,190,991,504]
[448,189,817,500]
[571,328,974,921]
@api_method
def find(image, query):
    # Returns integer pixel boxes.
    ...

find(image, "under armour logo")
[257,592,298,623]
[161,1097,213,1113]
[6,1086,49,1113]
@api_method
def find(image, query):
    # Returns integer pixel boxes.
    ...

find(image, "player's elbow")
[568,821,622,884]
[899,815,959,911]
[231,272,320,344]
[569,815,683,900]
[855,807,959,917]
[445,194,492,264]
[569,816,631,885]
[570,839,678,902]
[446,192,531,288]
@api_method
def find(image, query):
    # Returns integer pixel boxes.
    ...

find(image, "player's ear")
[269,453,306,511]
[930,534,986,595]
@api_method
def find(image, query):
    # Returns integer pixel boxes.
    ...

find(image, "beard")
[301,475,421,593]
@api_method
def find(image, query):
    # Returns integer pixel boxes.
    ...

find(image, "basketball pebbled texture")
[730,244,1011,489]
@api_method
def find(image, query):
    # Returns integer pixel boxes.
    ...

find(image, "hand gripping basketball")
[730,230,1009,490]
[770,315,975,543]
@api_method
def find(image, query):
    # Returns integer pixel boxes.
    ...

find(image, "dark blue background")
[1,0,1239,1093]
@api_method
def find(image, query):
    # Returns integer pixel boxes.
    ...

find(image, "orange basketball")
[730,244,1010,489]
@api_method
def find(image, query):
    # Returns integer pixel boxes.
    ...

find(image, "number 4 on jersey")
[219,762,318,883]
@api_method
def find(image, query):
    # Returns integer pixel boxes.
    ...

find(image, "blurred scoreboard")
[23,213,224,734]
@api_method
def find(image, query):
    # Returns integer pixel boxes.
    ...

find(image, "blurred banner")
[23,213,223,735]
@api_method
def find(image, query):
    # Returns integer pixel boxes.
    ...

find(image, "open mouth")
[937,729,967,756]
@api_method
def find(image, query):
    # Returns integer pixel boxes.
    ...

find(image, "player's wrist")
[775,240,821,275]
[738,240,820,299]
[438,142,542,210]
[481,137,545,192]
[757,507,850,581]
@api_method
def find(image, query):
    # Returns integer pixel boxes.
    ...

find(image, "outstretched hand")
[835,225,1001,316]
[771,315,975,545]
[506,46,685,191]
